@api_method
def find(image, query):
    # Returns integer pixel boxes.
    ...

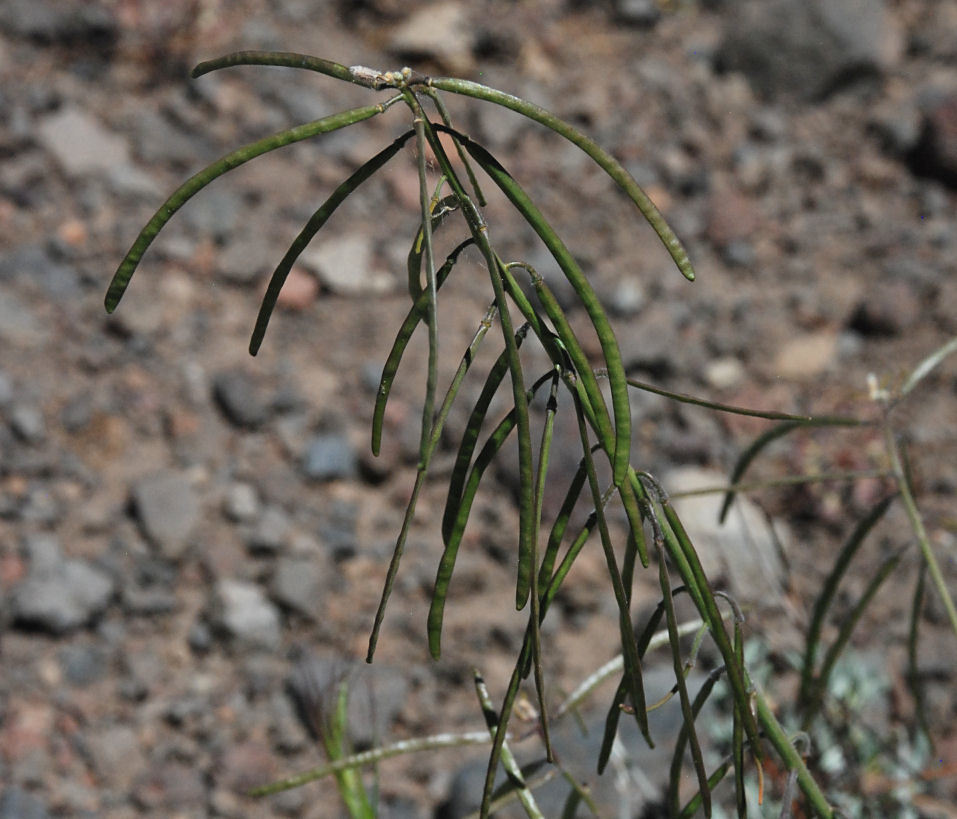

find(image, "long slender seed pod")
[443,127,632,487]
[442,325,530,542]
[798,496,895,712]
[106,101,398,312]
[367,303,498,661]
[372,238,473,456]
[191,50,356,83]
[427,76,696,282]
[250,130,414,354]
[407,192,457,299]
[720,416,866,523]
[429,372,555,659]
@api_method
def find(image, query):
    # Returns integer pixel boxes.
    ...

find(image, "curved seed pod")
[428,372,555,659]
[798,495,894,711]
[428,76,696,283]
[537,455,589,592]
[250,130,415,355]
[367,302,498,662]
[372,239,473,456]
[106,102,395,312]
[442,324,530,541]
[191,50,355,82]
[443,127,632,488]
[720,416,864,523]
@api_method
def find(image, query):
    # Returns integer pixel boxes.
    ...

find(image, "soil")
[0,1,954,817]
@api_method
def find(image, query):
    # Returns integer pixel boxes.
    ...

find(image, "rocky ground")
[0,0,955,817]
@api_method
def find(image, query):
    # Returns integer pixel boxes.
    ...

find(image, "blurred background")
[0,0,954,816]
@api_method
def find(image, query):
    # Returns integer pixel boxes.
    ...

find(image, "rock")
[664,467,789,603]
[388,2,475,74]
[716,0,901,101]
[188,187,244,241]
[706,188,760,248]
[212,369,270,428]
[11,539,115,633]
[216,234,275,286]
[86,725,142,791]
[846,281,921,337]
[58,643,109,687]
[132,471,200,559]
[773,331,839,380]
[704,356,746,389]
[8,404,45,443]
[212,579,282,650]
[223,482,261,522]
[271,556,322,619]
[0,292,48,348]
[301,433,358,482]
[616,0,661,27]
[0,787,49,819]
[909,93,957,187]
[246,505,291,554]
[318,500,359,560]
[129,109,205,168]
[0,244,81,302]
[215,740,277,792]
[298,233,393,296]
[0,0,117,45]
[0,371,12,409]
[36,106,131,176]
[275,266,319,311]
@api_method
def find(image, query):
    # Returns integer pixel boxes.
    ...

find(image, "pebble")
[37,106,130,177]
[11,544,115,633]
[717,0,901,100]
[8,404,45,443]
[616,0,661,26]
[212,369,270,429]
[298,233,393,296]
[223,482,261,522]
[911,93,957,187]
[705,356,746,389]
[772,331,839,379]
[270,556,322,619]
[0,787,49,819]
[664,467,789,602]
[211,579,282,650]
[388,2,475,74]
[58,643,109,687]
[246,505,291,554]
[132,471,200,560]
[846,281,921,337]
[301,433,358,482]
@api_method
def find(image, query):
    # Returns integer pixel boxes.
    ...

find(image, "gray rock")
[0,0,117,44]
[717,0,901,101]
[223,482,261,522]
[0,292,48,348]
[212,579,282,650]
[58,643,109,687]
[0,244,80,301]
[616,0,661,27]
[212,369,269,428]
[663,467,789,604]
[298,233,393,296]
[132,471,200,560]
[8,404,45,443]
[271,556,322,619]
[0,787,49,819]
[130,109,205,168]
[188,187,243,240]
[0,371,12,409]
[388,2,475,74]
[11,555,115,634]
[247,505,291,554]
[215,234,275,285]
[37,106,131,176]
[301,434,358,482]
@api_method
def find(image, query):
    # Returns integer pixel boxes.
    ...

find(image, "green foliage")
[109,51,955,818]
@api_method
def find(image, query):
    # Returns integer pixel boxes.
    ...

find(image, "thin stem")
[884,423,957,640]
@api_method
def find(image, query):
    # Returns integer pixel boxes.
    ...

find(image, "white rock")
[663,467,789,604]
[298,233,393,296]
